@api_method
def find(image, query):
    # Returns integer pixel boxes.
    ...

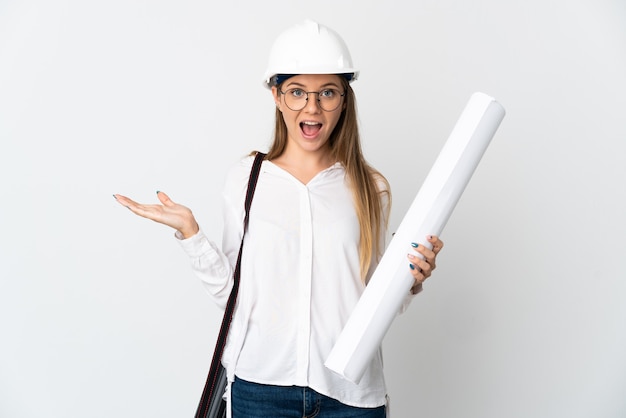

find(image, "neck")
[271,145,335,184]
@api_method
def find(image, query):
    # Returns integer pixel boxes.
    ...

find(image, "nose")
[303,92,322,112]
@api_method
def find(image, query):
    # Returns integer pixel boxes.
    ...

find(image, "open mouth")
[300,121,323,137]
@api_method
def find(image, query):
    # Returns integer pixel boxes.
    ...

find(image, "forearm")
[176,229,234,309]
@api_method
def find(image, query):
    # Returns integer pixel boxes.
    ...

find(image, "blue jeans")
[231,376,386,418]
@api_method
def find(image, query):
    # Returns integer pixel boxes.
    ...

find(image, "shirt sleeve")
[176,229,234,309]
[175,157,252,309]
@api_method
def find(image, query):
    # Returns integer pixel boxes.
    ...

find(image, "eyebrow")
[285,81,341,89]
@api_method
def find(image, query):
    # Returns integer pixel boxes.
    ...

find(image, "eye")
[289,88,305,98]
[319,89,335,98]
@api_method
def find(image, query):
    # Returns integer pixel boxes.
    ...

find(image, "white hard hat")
[262,19,359,89]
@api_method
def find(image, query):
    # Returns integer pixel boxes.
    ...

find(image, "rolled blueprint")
[324,92,506,384]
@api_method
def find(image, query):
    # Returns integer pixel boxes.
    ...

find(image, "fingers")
[407,235,445,289]
[407,249,430,282]
[113,194,139,211]
[156,190,174,207]
[114,193,163,221]
[428,235,444,255]
[113,191,175,223]
[113,191,200,238]
[114,191,172,214]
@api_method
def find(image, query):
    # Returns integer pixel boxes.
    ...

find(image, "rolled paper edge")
[324,93,505,383]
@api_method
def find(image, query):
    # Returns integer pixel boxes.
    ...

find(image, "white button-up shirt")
[178,155,415,408]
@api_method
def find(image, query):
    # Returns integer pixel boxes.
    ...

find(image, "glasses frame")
[279,88,346,112]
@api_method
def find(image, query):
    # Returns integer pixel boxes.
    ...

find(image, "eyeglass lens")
[282,89,343,111]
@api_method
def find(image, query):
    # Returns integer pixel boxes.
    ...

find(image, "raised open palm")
[113,191,199,239]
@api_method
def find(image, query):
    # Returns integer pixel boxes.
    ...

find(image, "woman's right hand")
[113,191,200,239]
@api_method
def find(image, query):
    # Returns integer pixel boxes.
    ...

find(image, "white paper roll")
[324,92,506,384]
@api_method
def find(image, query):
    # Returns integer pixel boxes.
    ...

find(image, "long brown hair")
[265,77,390,281]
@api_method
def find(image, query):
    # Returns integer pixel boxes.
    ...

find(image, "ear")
[271,86,281,110]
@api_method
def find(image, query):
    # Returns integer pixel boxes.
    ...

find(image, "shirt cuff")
[175,229,209,258]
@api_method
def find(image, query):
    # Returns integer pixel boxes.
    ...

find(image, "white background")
[1,1,625,417]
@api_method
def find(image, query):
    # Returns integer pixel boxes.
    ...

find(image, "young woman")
[114,20,443,418]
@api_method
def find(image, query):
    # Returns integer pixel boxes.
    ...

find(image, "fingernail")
[156,190,160,194]
[112,194,117,200]
[411,242,418,248]
[409,263,415,270]
[428,235,433,240]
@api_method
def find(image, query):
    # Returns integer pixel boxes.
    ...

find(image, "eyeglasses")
[279,88,345,112]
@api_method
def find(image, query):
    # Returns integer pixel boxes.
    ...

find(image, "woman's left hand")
[408,235,444,294]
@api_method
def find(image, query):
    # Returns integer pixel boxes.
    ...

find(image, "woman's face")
[272,74,344,158]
